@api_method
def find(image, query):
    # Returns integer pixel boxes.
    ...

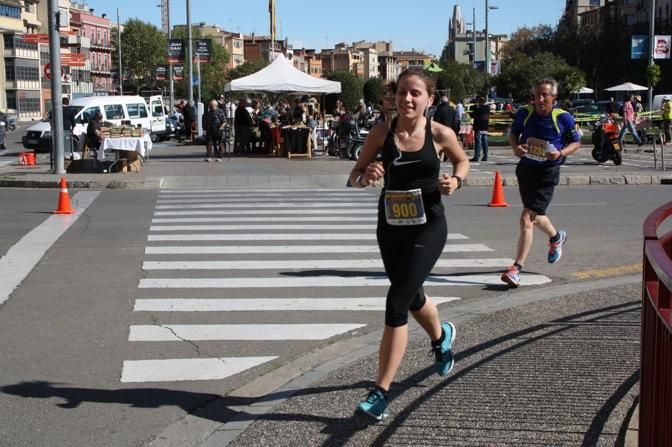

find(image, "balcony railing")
[640,201,672,446]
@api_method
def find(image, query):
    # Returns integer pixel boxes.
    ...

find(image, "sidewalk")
[213,277,641,447]
[0,143,670,189]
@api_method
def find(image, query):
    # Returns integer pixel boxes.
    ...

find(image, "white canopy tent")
[605,82,648,92]
[224,54,341,94]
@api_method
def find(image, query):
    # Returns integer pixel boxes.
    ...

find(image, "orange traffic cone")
[53,177,74,214]
[488,171,509,207]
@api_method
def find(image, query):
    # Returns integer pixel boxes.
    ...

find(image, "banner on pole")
[172,65,184,80]
[654,35,671,59]
[194,39,212,63]
[168,39,185,63]
[631,35,648,60]
[155,64,167,81]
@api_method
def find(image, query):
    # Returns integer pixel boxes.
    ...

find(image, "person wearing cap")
[633,95,643,113]
[662,96,672,144]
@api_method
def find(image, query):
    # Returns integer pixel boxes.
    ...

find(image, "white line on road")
[149,224,377,231]
[128,324,366,341]
[156,202,378,209]
[141,258,513,270]
[147,234,479,242]
[151,216,377,223]
[0,192,100,306]
[154,209,378,216]
[144,243,481,254]
[160,188,356,193]
[139,274,551,288]
[121,357,278,383]
[133,297,461,312]
[156,197,376,204]
[158,192,373,199]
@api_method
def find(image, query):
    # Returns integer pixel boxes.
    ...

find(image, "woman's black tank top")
[379,117,442,210]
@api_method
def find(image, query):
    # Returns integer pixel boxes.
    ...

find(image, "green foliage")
[326,71,363,112]
[501,25,555,59]
[227,60,269,80]
[113,19,166,92]
[494,52,585,102]
[170,26,230,101]
[362,77,385,106]
[647,64,661,87]
[435,60,487,102]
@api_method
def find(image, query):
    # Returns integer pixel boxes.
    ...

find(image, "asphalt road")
[0,185,668,446]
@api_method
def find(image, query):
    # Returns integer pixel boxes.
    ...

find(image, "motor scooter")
[591,117,622,165]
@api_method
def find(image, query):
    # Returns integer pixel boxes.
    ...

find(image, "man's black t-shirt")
[471,104,491,132]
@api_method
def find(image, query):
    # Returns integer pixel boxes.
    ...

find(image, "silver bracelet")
[355,174,365,188]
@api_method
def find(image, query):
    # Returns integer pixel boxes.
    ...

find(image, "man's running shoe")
[432,322,456,376]
[355,389,389,421]
[548,230,567,263]
[501,264,521,288]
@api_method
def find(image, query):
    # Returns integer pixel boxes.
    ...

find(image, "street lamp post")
[466,8,475,66]
[485,0,498,82]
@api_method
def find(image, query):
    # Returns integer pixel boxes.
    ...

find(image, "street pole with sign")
[648,0,655,111]
[186,0,193,104]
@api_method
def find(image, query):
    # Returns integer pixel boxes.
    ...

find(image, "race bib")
[384,189,427,226]
[525,137,554,161]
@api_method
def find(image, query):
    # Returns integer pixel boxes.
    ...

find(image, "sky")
[84,0,567,57]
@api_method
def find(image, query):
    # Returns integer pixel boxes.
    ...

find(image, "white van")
[22,95,167,152]
[652,94,672,112]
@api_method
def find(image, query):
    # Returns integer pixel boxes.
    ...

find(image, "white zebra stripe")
[144,243,486,254]
[129,324,366,341]
[133,297,461,312]
[151,216,377,223]
[142,258,513,270]
[154,209,378,216]
[139,274,552,288]
[149,224,377,231]
[147,234,483,243]
[121,357,277,383]
[156,197,376,204]
[156,202,381,209]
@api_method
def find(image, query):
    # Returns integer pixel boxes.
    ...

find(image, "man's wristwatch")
[452,175,463,189]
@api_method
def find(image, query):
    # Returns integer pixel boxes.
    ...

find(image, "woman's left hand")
[438,173,458,196]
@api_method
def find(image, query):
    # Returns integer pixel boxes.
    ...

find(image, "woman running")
[349,67,469,421]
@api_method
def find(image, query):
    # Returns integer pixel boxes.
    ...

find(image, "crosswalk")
[121,188,551,383]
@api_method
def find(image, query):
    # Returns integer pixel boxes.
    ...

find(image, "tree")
[494,52,585,102]
[112,19,166,93]
[362,77,385,107]
[500,25,555,59]
[170,27,230,102]
[326,71,363,113]
[435,60,486,102]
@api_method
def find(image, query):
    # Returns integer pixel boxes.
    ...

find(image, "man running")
[501,78,581,287]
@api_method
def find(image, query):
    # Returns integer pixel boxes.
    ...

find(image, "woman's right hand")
[362,161,384,186]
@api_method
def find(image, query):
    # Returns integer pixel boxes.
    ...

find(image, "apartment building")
[393,51,433,71]
[190,23,244,70]
[69,2,112,97]
[1,0,41,119]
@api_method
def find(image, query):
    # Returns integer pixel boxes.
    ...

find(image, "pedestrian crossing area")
[121,188,551,383]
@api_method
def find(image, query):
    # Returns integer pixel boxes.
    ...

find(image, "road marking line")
[133,297,461,312]
[144,243,480,254]
[160,188,358,193]
[121,357,277,383]
[0,192,100,306]
[154,209,378,216]
[147,234,482,243]
[139,273,551,288]
[156,202,381,209]
[129,323,366,341]
[158,192,373,199]
[151,216,377,223]
[142,259,513,270]
[149,224,378,231]
[156,197,376,204]
[570,263,642,279]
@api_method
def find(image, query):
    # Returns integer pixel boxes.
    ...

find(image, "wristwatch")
[452,175,463,189]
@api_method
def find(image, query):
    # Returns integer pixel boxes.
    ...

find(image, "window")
[0,4,21,19]
[5,61,15,81]
[80,107,99,123]
[127,103,148,118]
[104,104,125,120]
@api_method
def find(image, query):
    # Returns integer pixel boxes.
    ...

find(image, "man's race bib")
[525,137,554,161]
[384,189,427,226]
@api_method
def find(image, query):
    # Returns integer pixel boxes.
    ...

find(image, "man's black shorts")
[515,163,560,215]
[205,129,222,146]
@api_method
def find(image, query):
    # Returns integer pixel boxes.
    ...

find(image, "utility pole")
[117,8,122,95]
[472,8,476,67]
[48,0,64,174]
[186,0,193,104]
[647,0,655,111]
[485,0,490,77]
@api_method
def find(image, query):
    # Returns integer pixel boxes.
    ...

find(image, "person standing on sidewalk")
[661,96,671,144]
[501,78,581,288]
[470,96,490,161]
[348,67,469,421]
[203,99,227,162]
[618,94,644,147]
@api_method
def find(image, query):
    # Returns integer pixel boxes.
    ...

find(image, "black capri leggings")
[377,205,447,327]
